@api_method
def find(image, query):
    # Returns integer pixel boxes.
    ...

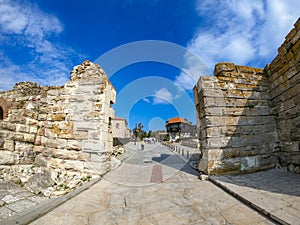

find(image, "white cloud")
[175,52,211,90]
[257,0,300,57]
[0,52,32,91]
[0,0,79,91]
[178,0,300,91]
[142,97,151,103]
[0,1,29,34]
[153,88,173,105]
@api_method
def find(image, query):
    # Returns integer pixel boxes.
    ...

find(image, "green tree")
[140,131,147,140]
[133,123,144,143]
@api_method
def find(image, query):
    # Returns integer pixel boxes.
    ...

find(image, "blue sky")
[0,0,299,131]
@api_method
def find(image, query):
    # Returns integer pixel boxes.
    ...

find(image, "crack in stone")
[123,196,127,208]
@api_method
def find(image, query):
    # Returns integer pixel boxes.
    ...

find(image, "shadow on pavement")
[211,168,300,197]
[152,154,199,177]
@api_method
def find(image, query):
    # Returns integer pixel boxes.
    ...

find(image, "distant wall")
[194,18,300,175]
[111,118,128,139]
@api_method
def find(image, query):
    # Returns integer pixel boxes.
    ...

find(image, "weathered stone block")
[208,158,240,175]
[73,130,88,140]
[3,140,14,151]
[23,133,36,143]
[47,89,60,96]
[281,141,298,152]
[34,155,48,167]
[41,136,57,148]
[29,125,38,134]
[84,161,110,175]
[84,112,103,120]
[214,62,235,76]
[14,133,24,142]
[2,123,16,131]
[38,114,47,121]
[0,151,18,165]
[78,78,105,86]
[75,121,101,130]
[25,118,39,126]
[19,150,35,164]
[59,129,74,139]
[77,152,90,161]
[48,157,64,169]
[47,113,66,121]
[236,65,262,74]
[63,160,85,171]
[290,154,300,164]
[90,153,107,163]
[15,141,33,152]
[15,124,30,133]
[228,137,245,148]
[66,140,81,151]
[24,169,54,194]
[205,127,221,137]
[56,138,67,149]
[33,146,45,154]
[240,156,257,171]
[82,140,105,152]
[52,149,78,160]
[207,137,231,148]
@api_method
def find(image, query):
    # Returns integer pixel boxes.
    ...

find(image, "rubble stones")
[24,169,54,194]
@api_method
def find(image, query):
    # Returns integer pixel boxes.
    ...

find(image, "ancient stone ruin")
[194,18,300,175]
[0,19,299,197]
[0,60,116,196]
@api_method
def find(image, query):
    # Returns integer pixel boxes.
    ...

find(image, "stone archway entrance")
[0,106,3,120]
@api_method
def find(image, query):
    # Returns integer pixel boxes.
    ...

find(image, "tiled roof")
[166,117,188,124]
[113,116,126,120]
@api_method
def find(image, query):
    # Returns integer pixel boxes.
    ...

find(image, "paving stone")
[151,208,191,225]
[1,194,20,204]
[0,206,15,220]
[88,211,116,225]
[6,199,36,213]
[28,195,49,204]
[109,193,125,207]
[272,207,300,225]
[110,207,142,224]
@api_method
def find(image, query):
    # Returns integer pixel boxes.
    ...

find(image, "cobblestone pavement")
[210,169,300,225]
[30,143,274,225]
[0,179,49,223]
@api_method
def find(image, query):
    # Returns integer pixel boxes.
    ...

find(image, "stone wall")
[193,64,278,175]
[265,18,300,171]
[0,60,116,195]
[194,18,300,175]
[111,117,128,139]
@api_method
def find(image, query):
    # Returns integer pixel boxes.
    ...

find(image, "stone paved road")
[30,143,275,225]
[0,179,49,222]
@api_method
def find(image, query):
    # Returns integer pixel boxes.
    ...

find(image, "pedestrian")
[141,140,145,150]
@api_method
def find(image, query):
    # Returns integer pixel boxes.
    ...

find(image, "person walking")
[141,140,145,150]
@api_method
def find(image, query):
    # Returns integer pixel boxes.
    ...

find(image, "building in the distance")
[111,116,131,145]
[165,117,196,142]
[156,132,168,142]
